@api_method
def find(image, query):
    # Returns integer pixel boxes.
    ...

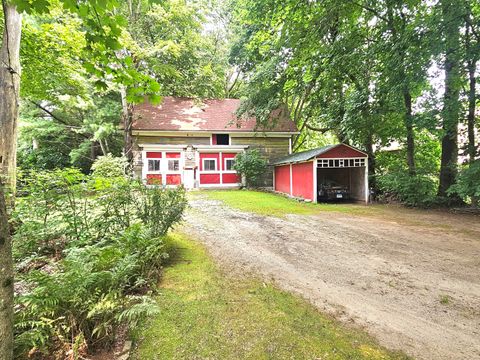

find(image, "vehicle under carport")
[273,144,369,203]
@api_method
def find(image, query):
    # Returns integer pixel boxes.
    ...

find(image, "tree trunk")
[467,57,477,165]
[365,135,376,192]
[386,3,416,176]
[0,185,13,360]
[120,87,134,164]
[98,138,107,156]
[403,88,416,175]
[438,0,462,198]
[0,2,22,359]
[467,56,477,207]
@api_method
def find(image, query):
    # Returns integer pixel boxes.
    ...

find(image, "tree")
[234,149,267,187]
[437,0,463,199]
[464,1,479,206]
[0,3,21,358]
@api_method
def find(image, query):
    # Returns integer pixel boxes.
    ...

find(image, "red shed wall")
[317,144,366,158]
[274,165,291,194]
[292,161,314,200]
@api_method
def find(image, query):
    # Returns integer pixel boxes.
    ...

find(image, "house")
[273,144,369,203]
[131,97,298,188]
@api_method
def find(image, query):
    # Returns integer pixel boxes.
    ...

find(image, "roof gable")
[132,97,297,133]
[316,144,367,158]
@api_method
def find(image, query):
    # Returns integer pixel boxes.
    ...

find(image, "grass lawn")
[196,189,378,218]
[132,232,409,360]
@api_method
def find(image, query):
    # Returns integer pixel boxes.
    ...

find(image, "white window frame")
[167,158,181,172]
[202,158,218,172]
[224,158,236,172]
[316,157,366,168]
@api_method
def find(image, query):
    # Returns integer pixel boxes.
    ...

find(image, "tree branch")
[305,123,331,133]
[29,100,89,138]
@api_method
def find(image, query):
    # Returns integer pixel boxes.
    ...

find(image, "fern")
[14,169,187,357]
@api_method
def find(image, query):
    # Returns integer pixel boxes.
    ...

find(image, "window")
[168,159,180,171]
[148,159,160,171]
[317,158,366,168]
[214,134,230,145]
[203,159,217,171]
[225,158,235,171]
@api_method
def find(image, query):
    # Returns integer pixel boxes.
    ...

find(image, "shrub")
[448,160,480,206]
[376,172,437,207]
[15,226,163,357]
[13,169,187,357]
[233,149,267,187]
[91,154,128,178]
[375,131,440,207]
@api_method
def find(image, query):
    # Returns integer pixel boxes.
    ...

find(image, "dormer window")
[212,134,230,145]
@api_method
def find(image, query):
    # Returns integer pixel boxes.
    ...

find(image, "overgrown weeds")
[13,168,187,359]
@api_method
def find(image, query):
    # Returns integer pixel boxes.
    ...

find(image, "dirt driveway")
[183,196,480,360]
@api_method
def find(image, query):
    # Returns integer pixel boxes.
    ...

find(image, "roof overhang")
[138,144,249,152]
[132,130,298,137]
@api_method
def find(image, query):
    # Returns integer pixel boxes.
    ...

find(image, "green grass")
[197,189,376,217]
[132,232,409,360]
[440,295,452,305]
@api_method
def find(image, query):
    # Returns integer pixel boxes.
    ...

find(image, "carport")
[273,144,369,203]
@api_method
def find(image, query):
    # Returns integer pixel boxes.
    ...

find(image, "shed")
[272,144,369,203]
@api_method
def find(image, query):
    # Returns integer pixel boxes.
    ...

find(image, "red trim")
[211,134,217,145]
[166,152,181,158]
[146,152,162,158]
[274,165,291,194]
[200,174,220,184]
[221,153,236,170]
[199,153,220,171]
[146,174,162,185]
[317,144,366,158]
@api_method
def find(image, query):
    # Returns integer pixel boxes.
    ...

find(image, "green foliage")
[376,172,437,207]
[233,149,267,187]
[122,0,230,98]
[91,154,128,178]
[376,132,441,207]
[448,161,480,205]
[17,120,74,171]
[229,0,480,206]
[13,169,188,357]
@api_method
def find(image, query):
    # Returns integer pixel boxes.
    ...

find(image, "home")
[131,97,298,188]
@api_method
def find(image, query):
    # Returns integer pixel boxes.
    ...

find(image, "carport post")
[364,156,369,204]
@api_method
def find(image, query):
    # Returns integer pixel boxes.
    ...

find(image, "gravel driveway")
[183,197,480,360]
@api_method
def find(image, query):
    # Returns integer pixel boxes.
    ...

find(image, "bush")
[448,160,480,206]
[375,131,440,207]
[376,172,437,207]
[13,169,188,357]
[233,149,267,187]
[91,154,128,178]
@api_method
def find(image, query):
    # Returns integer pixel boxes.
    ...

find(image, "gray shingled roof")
[272,145,337,165]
